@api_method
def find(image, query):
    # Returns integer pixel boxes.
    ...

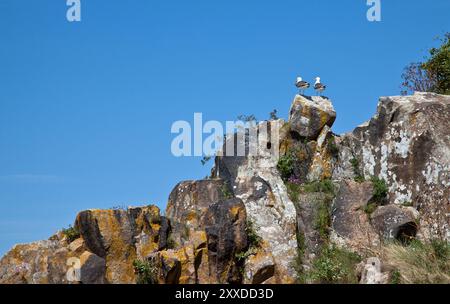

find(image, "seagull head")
[315,77,321,84]
[296,77,303,83]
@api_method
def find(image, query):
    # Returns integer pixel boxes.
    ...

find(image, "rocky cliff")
[1,92,449,284]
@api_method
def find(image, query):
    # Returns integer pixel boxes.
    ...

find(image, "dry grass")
[381,240,450,284]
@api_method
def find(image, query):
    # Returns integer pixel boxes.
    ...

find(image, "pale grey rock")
[289,95,336,140]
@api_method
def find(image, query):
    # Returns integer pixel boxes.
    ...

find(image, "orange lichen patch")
[89,210,137,284]
[185,210,198,223]
[189,231,208,250]
[158,247,196,284]
[229,205,242,219]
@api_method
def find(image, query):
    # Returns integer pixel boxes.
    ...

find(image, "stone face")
[243,243,276,284]
[79,251,106,284]
[334,92,450,241]
[370,205,418,241]
[204,198,248,284]
[295,192,331,260]
[166,179,231,245]
[1,92,449,285]
[213,120,298,283]
[75,206,164,284]
[331,180,380,252]
[289,95,336,140]
[0,240,69,284]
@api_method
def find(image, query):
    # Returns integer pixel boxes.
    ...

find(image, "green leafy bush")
[308,246,361,284]
[315,198,332,240]
[133,258,159,284]
[235,220,262,262]
[286,182,302,203]
[62,225,80,243]
[350,158,364,183]
[277,153,295,181]
[364,202,378,215]
[401,33,450,95]
[303,179,335,194]
[370,176,388,203]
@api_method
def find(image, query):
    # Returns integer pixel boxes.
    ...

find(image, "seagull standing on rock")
[314,77,326,96]
[295,77,310,95]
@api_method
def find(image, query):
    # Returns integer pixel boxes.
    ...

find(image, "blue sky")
[0,0,449,255]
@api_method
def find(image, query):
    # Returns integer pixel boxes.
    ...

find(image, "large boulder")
[204,198,248,283]
[331,180,380,252]
[370,205,418,242]
[213,120,298,283]
[333,92,450,241]
[75,205,165,283]
[289,95,336,140]
[165,179,231,245]
[0,237,69,284]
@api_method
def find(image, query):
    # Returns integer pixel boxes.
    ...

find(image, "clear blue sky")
[0,0,449,255]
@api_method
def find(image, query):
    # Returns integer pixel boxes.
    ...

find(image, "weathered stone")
[213,119,298,283]
[0,240,70,284]
[370,205,418,242]
[68,238,85,255]
[331,180,380,252]
[356,257,389,284]
[334,92,450,241]
[166,179,231,245]
[204,198,248,284]
[79,251,106,284]
[296,192,332,261]
[75,205,163,283]
[289,95,336,140]
[243,243,276,284]
[307,125,335,181]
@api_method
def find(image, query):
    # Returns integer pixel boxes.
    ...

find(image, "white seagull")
[295,77,310,95]
[314,77,326,96]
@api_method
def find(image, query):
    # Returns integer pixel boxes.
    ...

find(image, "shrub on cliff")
[61,225,80,243]
[306,245,361,284]
[401,33,450,95]
[133,258,159,284]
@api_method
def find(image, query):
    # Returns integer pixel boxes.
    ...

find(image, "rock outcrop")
[1,92,449,284]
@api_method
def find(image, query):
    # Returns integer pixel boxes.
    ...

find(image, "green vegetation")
[370,176,388,203]
[133,258,159,284]
[315,199,332,240]
[364,202,378,215]
[362,177,388,215]
[277,153,295,181]
[389,269,401,284]
[166,235,177,249]
[286,182,302,203]
[401,33,450,95]
[350,157,364,183]
[235,220,262,263]
[245,219,262,249]
[306,245,361,284]
[303,179,335,194]
[286,179,335,204]
[383,239,450,284]
[62,225,80,243]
